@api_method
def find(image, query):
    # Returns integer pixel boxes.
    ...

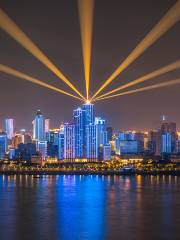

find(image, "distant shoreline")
[1,170,180,176]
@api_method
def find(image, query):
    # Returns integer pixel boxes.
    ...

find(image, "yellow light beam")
[0,64,82,101]
[95,59,180,99]
[78,0,94,100]
[95,78,180,102]
[0,8,85,100]
[91,0,180,100]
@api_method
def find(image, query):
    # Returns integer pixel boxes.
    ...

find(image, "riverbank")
[1,170,180,176]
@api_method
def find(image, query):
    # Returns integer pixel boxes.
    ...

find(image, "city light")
[0,64,82,101]
[78,0,95,100]
[91,0,180,100]
[95,60,180,100]
[95,78,180,101]
[0,8,85,100]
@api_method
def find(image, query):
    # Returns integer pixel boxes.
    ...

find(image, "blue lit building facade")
[0,132,7,159]
[95,117,107,146]
[36,141,47,160]
[86,124,98,159]
[4,118,14,140]
[115,131,144,156]
[62,103,109,161]
[83,103,94,126]
[33,110,45,141]
[58,131,64,160]
[64,123,75,159]
[161,133,172,154]
[46,130,59,158]
[103,144,111,161]
[15,143,36,161]
[73,108,85,158]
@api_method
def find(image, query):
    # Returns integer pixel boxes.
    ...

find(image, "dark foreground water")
[0,175,180,240]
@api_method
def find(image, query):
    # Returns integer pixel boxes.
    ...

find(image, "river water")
[0,175,180,240]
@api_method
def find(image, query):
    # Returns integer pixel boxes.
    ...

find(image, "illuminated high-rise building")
[46,129,59,158]
[4,118,14,140]
[161,133,172,154]
[64,123,75,159]
[86,124,98,159]
[58,131,64,160]
[32,110,45,141]
[115,131,144,155]
[106,127,113,142]
[0,132,7,159]
[160,119,177,153]
[103,144,111,161]
[95,117,107,157]
[47,130,59,145]
[83,103,94,126]
[36,140,47,160]
[45,119,50,133]
[12,134,24,149]
[58,124,64,160]
[73,107,85,158]
[149,130,161,156]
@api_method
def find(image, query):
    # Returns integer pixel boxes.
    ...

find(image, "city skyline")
[0,107,179,132]
[1,2,180,240]
[0,103,180,163]
[0,0,180,130]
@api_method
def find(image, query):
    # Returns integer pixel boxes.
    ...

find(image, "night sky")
[0,0,180,131]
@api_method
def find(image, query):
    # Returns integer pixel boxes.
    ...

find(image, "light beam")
[0,8,85,100]
[78,0,94,100]
[95,78,180,101]
[95,60,180,99]
[91,0,180,100]
[0,64,82,101]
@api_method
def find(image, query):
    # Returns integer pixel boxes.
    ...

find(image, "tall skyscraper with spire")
[63,103,110,161]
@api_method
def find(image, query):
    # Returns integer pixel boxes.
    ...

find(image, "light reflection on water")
[0,175,180,240]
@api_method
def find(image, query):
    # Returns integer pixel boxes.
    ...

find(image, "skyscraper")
[161,133,172,154]
[95,117,106,145]
[106,127,113,142]
[86,124,98,159]
[46,130,59,158]
[58,131,64,160]
[73,107,85,158]
[64,123,75,159]
[45,119,50,133]
[32,110,45,141]
[0,132,7,159]
[103,144,111,161]
[36,141,47,160]
[149,130,161,156]
[4,118,14,140]
[12,134,24,149]
[82,103,94,158]
[160,120,177,153]
[95,117,107,158]
[83,103,94,126]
